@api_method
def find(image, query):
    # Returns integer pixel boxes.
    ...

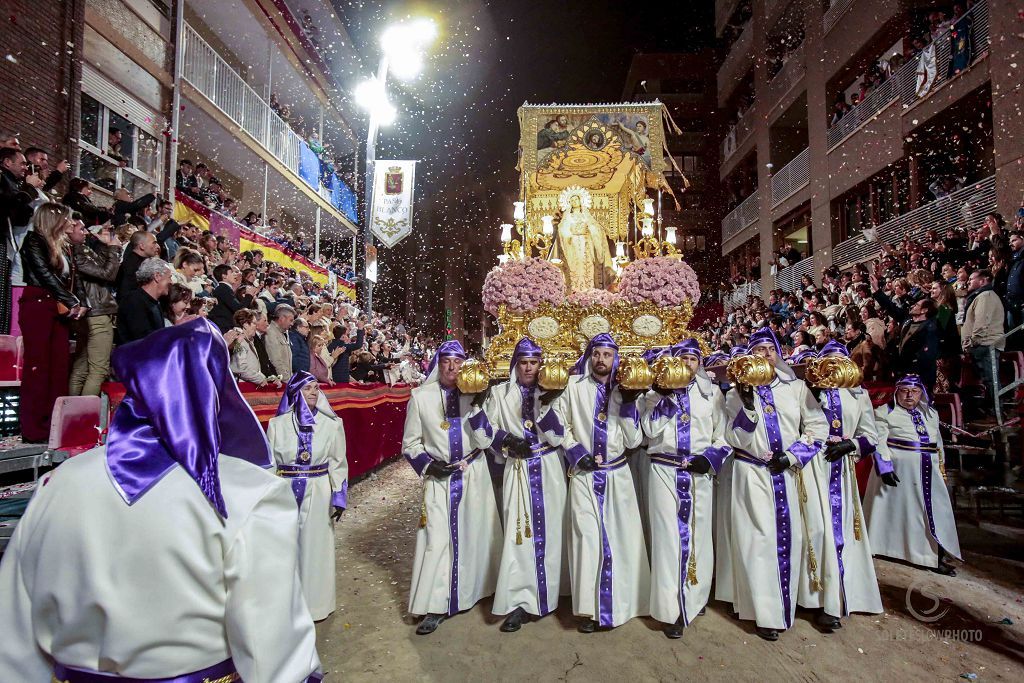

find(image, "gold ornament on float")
[726,355,776,387]
[537,355,572,391]
[456,360,491,394]
[616,355,654,390]
[652,356,694,390]
[805,356,863,389]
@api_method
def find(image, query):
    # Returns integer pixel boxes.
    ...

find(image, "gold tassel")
[419,498,427,529]
[514,460,525,545]
[847,455,864,542]
[687,552,698,586]
[796,469,823,592]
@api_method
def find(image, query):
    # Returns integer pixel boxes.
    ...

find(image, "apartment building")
[622,52,728,286]
[5,0,364,258]
[716,0,1022,305]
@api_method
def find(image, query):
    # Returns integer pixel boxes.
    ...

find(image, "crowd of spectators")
[702,211,1024,420]
[0,132,433,443]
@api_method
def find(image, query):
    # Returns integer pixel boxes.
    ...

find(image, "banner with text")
[370,160,416,248]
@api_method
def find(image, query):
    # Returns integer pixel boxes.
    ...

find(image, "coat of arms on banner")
[370,160,416,248]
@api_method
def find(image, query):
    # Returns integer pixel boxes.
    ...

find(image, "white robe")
[484,379,568,617]
[863,403,962,568]
[403,383,502,616]
[0,447,321,682]
[267,411,348,621]
[641,379,732,626]
[722,375,829,630]
[539,373,650,627]
[800,388,883,617]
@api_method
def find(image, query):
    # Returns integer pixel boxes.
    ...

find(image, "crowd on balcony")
[0,133,437,444]
[703,210,1024,419]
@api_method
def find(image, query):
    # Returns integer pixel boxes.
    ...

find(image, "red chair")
[43,396,103,464]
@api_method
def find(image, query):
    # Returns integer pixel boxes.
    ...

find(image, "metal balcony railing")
[724,281,763,311]
[825,77,897,149]
[181,23,302,186]
[894,0,990,108]
[770,148,809,207]
[775,256,816,294]
[722,189,760,244]
[767,43,805,94]
[823,0,855,34]
[721,107,755,162]
[831,174,997,269]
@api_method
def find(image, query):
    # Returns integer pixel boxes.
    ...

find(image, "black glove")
[540,389,564,405]
[824,440,857,462]
[653,385,674,396]
[472,387,490,407]
[881,471,900,487]
[501,433,532,459]
[767,453,789,475]
[688,455,712,475]
[738,384,755,411]
[424,460,459,479]
[331,506,345,521]
[809,385,822,401]
[575,454,600,472]
[618,388,644,404]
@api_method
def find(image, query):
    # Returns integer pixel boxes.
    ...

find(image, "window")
[77,93,162,195]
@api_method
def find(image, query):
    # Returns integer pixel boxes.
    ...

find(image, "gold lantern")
[726,355,776,387]
[616,355,655,391]
[652,356,694,390]
[456,359,491,394]
[537,355,571,391]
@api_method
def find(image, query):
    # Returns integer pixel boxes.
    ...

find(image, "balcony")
[766,43,805,108]
[894,0,990,110]
[822,0,855,34]
[775,256,816,293]
[770,148,809,207]
[724,281,763,311]
[180,22,356,227]
[831,174,997,268]
[826,76,898,150]
[721,189,760,252]
[718,25,753,107]
[715,0,743,36]
[721,108,755,164]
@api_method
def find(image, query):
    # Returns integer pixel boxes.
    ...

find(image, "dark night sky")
[332,0,715,315]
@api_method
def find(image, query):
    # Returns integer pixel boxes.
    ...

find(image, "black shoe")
[698,607,706,616]
[577,618,597,634]
[755,626,779,641]
[932,562,957,577]
[415,613,445,635]
[664,619,684,639]
[500,607,526,633]
[816,612,841,632]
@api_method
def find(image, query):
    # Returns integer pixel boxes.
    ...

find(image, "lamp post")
[357,19,436,315]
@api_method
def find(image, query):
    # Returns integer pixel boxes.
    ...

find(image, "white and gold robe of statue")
[266,410,348,621]
[538,373,650,627]
[863,403,962,568]
[641,378,732,626]
[799,387,883,618]
[403,383,502,617]
[484,379,569,618]
[0,448,321,682]
[722,374,828,630]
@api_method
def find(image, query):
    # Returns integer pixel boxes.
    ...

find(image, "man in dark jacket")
[111,187,156,226]
[1006,232,1024,348]
[62,178,113,226]
[70,226,122,396]
[892,298,941,394]
[328,321,365,383]
[117,258,172,343]
[116,231,160,299]
[252,311,276,378]
[24,147,68,196]
[208,264,245,333]
[0,147,42,334]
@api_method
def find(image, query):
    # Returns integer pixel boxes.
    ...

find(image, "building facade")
[716,0,1022,306]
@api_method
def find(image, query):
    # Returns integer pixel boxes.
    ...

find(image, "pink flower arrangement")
[482,258,566,317]
[566,288,620,307]
[617,257,702,308]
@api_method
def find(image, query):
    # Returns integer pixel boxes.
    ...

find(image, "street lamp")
[357,18,437,314]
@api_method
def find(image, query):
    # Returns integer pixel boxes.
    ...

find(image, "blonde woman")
[18,202,88,441]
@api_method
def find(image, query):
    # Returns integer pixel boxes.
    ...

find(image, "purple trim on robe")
[786,439,823,468]
[674,390,692,459]
[527,455,551,615]
[618,399,640,426]
[856,435,875,458]
[822,389,848,616]
[521,385,539,446]
[53,659,238,683]
[404,451,432,477]
[652,396,681,421]
[755,385,794,630]
[306,674,324,683]
[331,479,348,509]
[565,443,589,468]
[675,468,694,626]
[701,445,732,474]
[448,466,465,616]
[910,409,943,557]
[288,428,316,508]
[592,382,610,462]
[468,408,492,436]
[493,429,510,449]
[538,407,563,438]
[873,451,895,475]
[732,409,758,433]
[592,470,615,627]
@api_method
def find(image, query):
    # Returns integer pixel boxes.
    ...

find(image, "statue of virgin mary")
[549,186,614,292]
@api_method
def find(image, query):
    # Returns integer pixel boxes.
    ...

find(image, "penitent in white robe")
[799,388,883,618]
[538,373,650,628]
[722,374,828,630]
[484,379,568,617]
[641,378,732,626]
[863,403,962,568]
[0,447,321,682]
[403,383,502,617]
[267,410,348,621]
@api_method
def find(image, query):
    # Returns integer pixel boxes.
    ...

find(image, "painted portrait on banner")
[532,112,653,170]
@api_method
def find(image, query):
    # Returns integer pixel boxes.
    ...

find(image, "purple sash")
[592,470,615,627]
[52,659,248,683]
[821,390,849,616]
[674,389,694,624]
[755,385,794,630]
[909,409,943,554]
[592,382,609,462]
[520,385,552,615]
[286,428,316,508]
[442,386,467,616]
